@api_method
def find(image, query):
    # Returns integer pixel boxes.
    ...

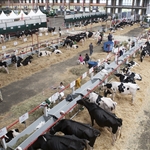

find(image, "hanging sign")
[82,72,87,79]
[19,112,29,123]
[2,46,6,50]
[24,38,27,42]
[70,80,75,88]
[89,67,93,74]
[51,92,59,102]
[0,127,7,138]
[14,41,18,46]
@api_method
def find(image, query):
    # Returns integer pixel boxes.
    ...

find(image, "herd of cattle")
[1,20,150,150]
[0,30,103,74]
[3,60,143,150]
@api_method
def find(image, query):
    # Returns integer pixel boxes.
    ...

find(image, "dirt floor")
[0,21,150,150]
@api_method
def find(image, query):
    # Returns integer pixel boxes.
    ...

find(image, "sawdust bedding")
[0,22,148,150]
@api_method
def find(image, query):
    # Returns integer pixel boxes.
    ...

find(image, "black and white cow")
[126,60,140,68]
[27,133,88,150]
[4,129,19,143]
[0,61,9,74]
[77,99,122,145]
[103,82,140,104]
[38,51,52,57]
[49,119,100,149]
[120,67,142,81]
[114,73,136,83]
[140,46,150,62]
[82,89,117,113]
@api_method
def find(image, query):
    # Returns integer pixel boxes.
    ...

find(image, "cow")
[83,88,117,112]
[77,99,122,145]
[38,27,48,33]
[27,133,88,150]
[21,55,33,66]
[120,67,142,81]
[38,51,52,57]
[48,27,56,33]
[140,46,150,62]
[126,60,140,68]
[114,73,136,84]
[4,129,19,143]
[52,49,62,54]
[102,82,140,104]
[49,119,100,150]
[15,31,24,39]
[0,61,9,74]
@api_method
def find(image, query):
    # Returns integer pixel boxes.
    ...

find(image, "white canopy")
[0,11,8,21]
[7,11,19,20]
[18,10,29,20]
[35,9,46,18]
[28,9,38,18]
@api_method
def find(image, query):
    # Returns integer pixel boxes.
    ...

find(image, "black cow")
[28,133,88,150]
[5,129,19,143]
[15,31,24,39]
[0,61,9,74]
[77,99,122,145]
[22,55,33,66]
[115,73,136,83]
[48,27,56,33]
[49,119,100,148]
[63,39,73,47]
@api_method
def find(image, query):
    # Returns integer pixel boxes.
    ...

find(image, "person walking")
[59,27,61,37]
[89,43,93,56]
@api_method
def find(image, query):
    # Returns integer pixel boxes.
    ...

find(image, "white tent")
[0,11,9,22]
[18,10,29,20]
[7,11,19,20]
[35,9,46,18]
[35,8,46,22]
[28,9,38,19]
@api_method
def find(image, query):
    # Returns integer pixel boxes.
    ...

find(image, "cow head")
[118,83,124,93]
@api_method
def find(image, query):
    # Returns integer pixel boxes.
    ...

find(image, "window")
[74,0,77,3]
[66,0,69,3]
[85,0,89,3]
[100,0,106,3]
[122,0,132,5]
[58,0,60,3]
[93,0,96,4]
[108,0,111,5]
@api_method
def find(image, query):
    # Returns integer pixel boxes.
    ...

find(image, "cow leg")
[4,67,9,74]
[116,126,121,141]
[15,63,18,70]
[131,94,135,104]
[111,133,116,145]
[90,116,94,126]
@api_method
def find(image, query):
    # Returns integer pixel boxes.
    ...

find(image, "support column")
[105,0,108,14]
[131,0,135,15]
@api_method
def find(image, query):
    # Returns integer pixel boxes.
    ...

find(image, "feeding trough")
[103,41,114,52]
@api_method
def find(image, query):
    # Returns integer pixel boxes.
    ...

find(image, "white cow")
[86,88,117,112]
[103,82,140,104]
[38,51,52,57]
[52,49,63,54]
[38,27,48,33]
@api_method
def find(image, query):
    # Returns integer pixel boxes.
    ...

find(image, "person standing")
[59,27,61,37]
[89,43,93,56]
